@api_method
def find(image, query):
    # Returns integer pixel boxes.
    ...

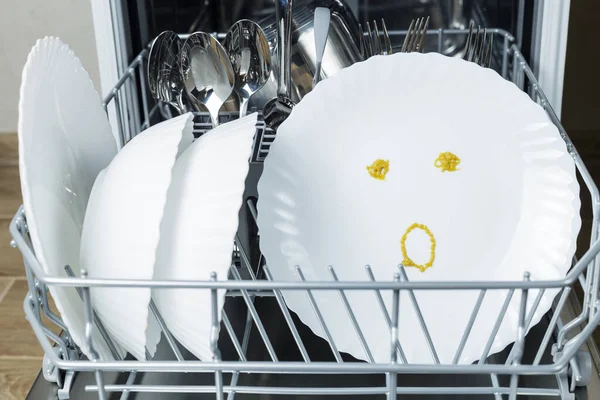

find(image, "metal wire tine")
[401,18,415,53]
[328,266,374,363]
[148,299,184,361]
[210,272,224,400]
[509,273,530,400]
[246,198,258,225]
[222,311,246,362]
[64,265,122,361]
[364,265,407,363]
[118,371,137,400]
[372,20,381,56]
[416,16,430,53]
[463,21,475,60]
[263,265,311,362]
[478,289,515,364]
[227,309,254,400]
[81,269,108,400]
[397,265,440,364]
[505,288,545,365]
[452,290,487,364]
[296,266,343,362]
[387,273,400,400]
[230,267,279,361]
[381,19,393,55]
[235,233,257,281]
[534,287,571,365]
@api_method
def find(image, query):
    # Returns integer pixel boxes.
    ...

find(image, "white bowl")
[18,37,120,360]
[80,113,195,361]
[153,113,258,361]
[257,53,581,364]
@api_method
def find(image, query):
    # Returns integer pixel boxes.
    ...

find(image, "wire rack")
[9,28,600,400]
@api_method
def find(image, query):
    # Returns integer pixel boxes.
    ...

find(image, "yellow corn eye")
[434,152,460,172]
[366,159,389,180]
[400,223,436,273]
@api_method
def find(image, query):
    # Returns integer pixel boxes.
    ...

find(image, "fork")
[358,19,392,58]
[401,16,430,53]
[463,21,494,68]
[359,16,429,58]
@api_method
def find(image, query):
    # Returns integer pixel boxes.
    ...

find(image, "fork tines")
[463,21,494,68]
[359,18,393,58]
[401,16,430,53]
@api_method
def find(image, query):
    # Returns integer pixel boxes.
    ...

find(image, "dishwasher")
[12,0,600,399]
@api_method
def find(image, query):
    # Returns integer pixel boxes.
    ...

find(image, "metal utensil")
[248,0,363,109]
[148,31,186,114]
[224,20,271,118]
[263,0,295,130]
[463,22,494,68]
[401,16,430,53]
[180,32,235,127]
[312,7,331,88]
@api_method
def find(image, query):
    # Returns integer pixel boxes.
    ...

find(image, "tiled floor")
[0,134,45,400]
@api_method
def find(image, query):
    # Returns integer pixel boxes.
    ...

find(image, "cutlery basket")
[10,28,600,400]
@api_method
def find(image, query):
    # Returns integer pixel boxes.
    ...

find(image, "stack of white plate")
[19,36,258,361]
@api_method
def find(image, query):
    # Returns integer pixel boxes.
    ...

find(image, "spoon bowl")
[224,20,271,117]
[180,32,235,127]
[148,31,186,114]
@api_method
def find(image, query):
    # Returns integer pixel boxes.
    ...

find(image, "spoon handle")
[276,0,293,97]
[312,7,331,89]
[176,95,186,115]
[240,96,250,118]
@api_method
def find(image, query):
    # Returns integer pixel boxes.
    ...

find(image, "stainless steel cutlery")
[359,19,392,57]
[146,14,500,125]
[223,20,272,118]
[148,31,187,114]
[401,16,430,53]
[262,0,296,130]
[180,32,235,127]
[463,21,494,68]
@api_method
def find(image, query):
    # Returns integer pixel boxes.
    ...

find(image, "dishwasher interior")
[16,0,600,399]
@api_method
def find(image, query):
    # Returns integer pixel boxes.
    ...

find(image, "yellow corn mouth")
[400,223,436,273]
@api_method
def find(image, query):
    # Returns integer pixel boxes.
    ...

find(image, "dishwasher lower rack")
[10,28,600,400]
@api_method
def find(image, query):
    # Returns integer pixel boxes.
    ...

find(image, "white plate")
[80,113,195,361]
[18,37,120,361]
[257,53,581,364]
[153,113,258,361]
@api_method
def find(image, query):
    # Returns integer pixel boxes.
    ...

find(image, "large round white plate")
[81,113,194,361]
[18,37,120,361]
[257,52,581,364]
[153,113,258,361]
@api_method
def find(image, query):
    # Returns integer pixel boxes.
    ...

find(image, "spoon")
[180,32,235,127]
[263,0,295,130]
[224,20,271,118]
[312,7,331,89]
[148,31,186,114]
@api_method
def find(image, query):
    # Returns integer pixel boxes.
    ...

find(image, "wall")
[0,0,100,133]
